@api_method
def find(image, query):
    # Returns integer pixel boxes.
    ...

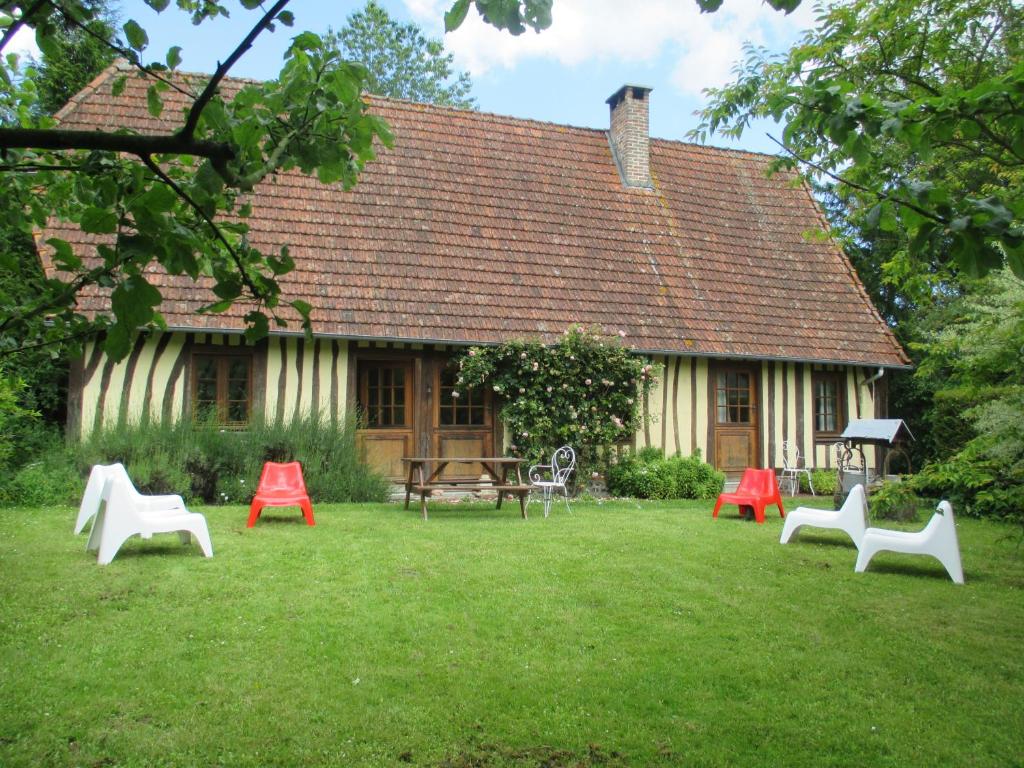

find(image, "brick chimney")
[606,84,653,189]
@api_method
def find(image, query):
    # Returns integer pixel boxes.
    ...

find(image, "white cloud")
[0,23,40,60]
[403,0,813,96]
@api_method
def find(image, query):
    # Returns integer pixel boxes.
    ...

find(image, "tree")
[29,0,118,116]
[693,0,1024,288]
[911,270,1024,522]
[330,0,474,109]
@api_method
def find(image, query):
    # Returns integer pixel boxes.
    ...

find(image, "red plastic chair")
[712,468,785,524]
[247,461,315,527]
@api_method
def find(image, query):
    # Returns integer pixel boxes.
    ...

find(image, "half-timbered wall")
[71,332,350,438]
[635,356,882,470]
[72,336,884,474]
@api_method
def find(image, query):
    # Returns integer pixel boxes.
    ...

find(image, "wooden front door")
[431,362,493,480]
[712,365,760,477]
[357,360,414,480]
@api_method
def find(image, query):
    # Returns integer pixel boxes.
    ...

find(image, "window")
[360,363,409,428]
[715,371,756,424]
[813,372,846,436]
[192,352,252,426]
[438,365,486,426]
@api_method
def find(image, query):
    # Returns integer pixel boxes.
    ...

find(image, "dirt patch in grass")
[437,743,628,767]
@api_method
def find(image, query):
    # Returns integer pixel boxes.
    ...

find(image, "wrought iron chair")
[528,446,577,518]
[780,440,814,496]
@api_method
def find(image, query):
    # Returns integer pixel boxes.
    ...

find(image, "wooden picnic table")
[402,457,532,520]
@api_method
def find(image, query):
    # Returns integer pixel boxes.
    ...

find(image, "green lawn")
[1,498,1022,767]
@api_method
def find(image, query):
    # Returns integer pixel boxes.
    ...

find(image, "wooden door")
[356,360,414,480]
[712,365,760,477]
[431,362,493,480]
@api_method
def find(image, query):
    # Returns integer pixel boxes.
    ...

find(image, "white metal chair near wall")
[855,500,964,584]
[528,445,577,518]
[780,484,869,548]
[89,474,213,565]
[75,463,187,536]
[780,440,814,496]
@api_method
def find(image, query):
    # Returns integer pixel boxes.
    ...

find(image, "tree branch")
[0,127,234,161]
[766,134,952,226]
[0,0,48,54]
[178,0,292,141]
[137,153,265,302]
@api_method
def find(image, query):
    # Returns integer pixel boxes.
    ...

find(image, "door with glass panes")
[712,364,760,477]
[356,360,414,480]
[431,363,493,480]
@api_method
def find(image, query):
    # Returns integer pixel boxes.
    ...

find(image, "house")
[44,62,909,479]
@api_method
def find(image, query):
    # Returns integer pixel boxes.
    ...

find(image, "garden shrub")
[666,451,726,499]
[65,412,389,505]
[870,480,920,522]
[606,448,724,500]
[801,469,838,496]
[0,440,81,507]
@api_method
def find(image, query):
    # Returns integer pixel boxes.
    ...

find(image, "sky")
[4,0,816,154]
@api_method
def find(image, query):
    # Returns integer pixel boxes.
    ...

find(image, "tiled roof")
[43,61,909,367]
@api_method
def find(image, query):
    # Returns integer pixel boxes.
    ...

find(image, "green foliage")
[801,468,838,496]
[695,0,1024,295]
[1,2,393,363]
[870,480,920,522]
[329,1,475,109]
[606,448,725,500]
[0,413,389,506]
[0,371,37,470]
[451,326,657,471]
[27,0,118,117]
[909,271,1024,522]
[442,0,800,35]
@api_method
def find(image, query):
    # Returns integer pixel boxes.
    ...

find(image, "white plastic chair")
[780,484,868,548]
[780,440,814,496]
[528,445,577,518]
[75,463,186,536]
[855,500,964,584]
[89,474,213,565]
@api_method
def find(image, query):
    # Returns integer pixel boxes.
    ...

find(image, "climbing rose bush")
[451,326,659,470]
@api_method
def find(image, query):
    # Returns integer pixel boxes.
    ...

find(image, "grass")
[1,497,1022,767]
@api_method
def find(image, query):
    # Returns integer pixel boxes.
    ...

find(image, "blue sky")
[10,0,816,154]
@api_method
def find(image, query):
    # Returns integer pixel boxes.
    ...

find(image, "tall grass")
[0,414,389,506]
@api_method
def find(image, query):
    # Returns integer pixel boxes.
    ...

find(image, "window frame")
[714,368,757,426]
[435,364,488,428]
[191,348,254,428]
[358,361,413,429]
[812,371,847,439]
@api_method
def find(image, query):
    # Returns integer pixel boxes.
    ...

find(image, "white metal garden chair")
[780,440,814,496]
[528,445,577,518]
[855,500,964,584]
[75,463,187,536]
[88,474,213,565]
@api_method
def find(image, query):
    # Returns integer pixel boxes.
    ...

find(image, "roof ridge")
[52,57,130,125]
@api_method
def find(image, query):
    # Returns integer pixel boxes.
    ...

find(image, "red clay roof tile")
[43,61,909,367]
